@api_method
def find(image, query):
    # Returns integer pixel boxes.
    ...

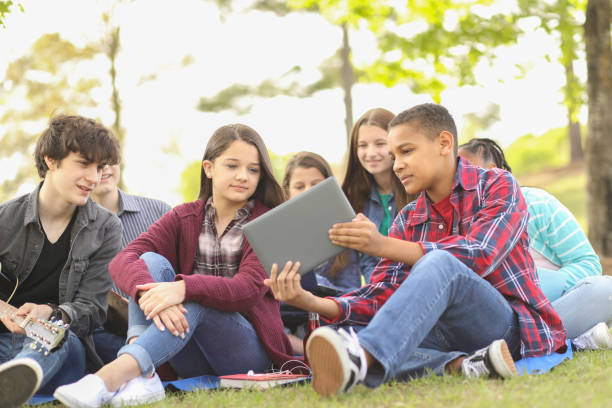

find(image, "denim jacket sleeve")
[59,212,122,338]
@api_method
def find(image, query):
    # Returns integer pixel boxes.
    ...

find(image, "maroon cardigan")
[109,199,300,370]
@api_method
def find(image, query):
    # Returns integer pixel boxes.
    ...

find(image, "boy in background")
[0,115,122,407]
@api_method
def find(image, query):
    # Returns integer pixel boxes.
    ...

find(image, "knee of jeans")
[574,275,612,300]
[139,252,175,282]
[412,250,465,277]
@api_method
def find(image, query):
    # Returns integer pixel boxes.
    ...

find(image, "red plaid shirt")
[330,158,566,358]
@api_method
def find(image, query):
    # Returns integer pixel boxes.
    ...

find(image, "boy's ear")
[438,131,454,156]
[44,155,57,171]
[202,160,213,179]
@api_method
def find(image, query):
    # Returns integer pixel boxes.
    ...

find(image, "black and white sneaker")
[305,326,367,396]
[461,339,518,379]
[0,358,43,408]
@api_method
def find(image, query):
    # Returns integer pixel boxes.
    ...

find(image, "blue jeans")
[92,327,126,365]
[357,250,521,387]
[0,330,86,393]
[118,252,272,377]
[551,275,612,339]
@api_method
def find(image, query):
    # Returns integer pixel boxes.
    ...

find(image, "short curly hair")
[390,103,458,155]
[34,115,120,178]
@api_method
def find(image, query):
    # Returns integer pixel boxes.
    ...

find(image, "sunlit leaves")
[0,33,101,201]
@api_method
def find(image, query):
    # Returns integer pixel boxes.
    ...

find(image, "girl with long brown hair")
[341,108,408,282]
[55,124,298,407]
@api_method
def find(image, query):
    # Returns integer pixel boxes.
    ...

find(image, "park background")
[1,1,612,406]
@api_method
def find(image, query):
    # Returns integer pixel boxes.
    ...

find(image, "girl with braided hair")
[459,138,612,351]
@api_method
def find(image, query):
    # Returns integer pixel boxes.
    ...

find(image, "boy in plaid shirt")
[265,103,566,396]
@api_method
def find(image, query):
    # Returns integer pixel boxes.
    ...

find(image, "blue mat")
[27,375,220,405]
[515,340,573,375]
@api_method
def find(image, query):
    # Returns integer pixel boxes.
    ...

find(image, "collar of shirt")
[117,189,141,217]
[407,157,478,227]
[204,197,254,224]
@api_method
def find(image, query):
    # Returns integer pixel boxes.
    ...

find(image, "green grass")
[39,350,612,407]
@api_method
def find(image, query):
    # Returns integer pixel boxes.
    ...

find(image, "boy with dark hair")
[266,103,566,396]
[0,115,122,407]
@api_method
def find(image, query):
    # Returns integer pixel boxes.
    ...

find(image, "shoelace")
[337,327,368,384]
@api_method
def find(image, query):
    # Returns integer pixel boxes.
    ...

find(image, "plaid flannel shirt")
[194,198,254,277]
[329,158,566,358]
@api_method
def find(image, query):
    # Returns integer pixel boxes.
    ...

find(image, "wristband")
[46,303,63,321]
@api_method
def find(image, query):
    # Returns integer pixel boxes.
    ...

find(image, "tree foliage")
[367,2,522,102]
[0,33,100,201]
[516,0,586,161]
[0,1,22,28]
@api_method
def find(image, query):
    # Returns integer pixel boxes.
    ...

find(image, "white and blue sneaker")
[110,373,165,407]
[0,358,43,408]
[461,339,518,379]
[54,374,116,408]
[306,326,367,396]
[573,322,612,350]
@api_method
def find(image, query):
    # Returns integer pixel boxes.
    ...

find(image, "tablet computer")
[242,177,356,276]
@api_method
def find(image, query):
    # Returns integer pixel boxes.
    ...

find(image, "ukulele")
[0,261,68,355]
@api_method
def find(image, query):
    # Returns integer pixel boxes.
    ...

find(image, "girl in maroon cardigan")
[55,124,298,407]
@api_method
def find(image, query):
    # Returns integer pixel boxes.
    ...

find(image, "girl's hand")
[0,303,53,335]
[151,304,189,338]
[329,213,385,257]
[136,280,186,320]
[264,261,311,309]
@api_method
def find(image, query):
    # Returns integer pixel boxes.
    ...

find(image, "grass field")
[39,350,612,407]
[39,163,610,408]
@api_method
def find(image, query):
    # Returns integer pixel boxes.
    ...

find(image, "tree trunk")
[340,23,354,148]
[568,120,583,162]
[565,61,584,162]
[107,25,126,189]
[585,0,612,256]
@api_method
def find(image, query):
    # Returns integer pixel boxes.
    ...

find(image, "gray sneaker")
[573,322,612,350]
[0,358,43,408]
[462,339,518,379]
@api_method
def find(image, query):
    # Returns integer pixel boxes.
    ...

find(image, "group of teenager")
[0,103,610,407]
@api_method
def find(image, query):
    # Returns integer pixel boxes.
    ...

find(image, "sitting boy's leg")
[92,327,126,365]
[14,330,86,394]
[0,358,43,408]
[308,250,520,394]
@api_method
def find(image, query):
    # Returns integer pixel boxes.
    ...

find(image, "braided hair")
[459,138,512,172]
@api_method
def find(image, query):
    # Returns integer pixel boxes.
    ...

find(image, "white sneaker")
[573,322,612,350]
[53,374,116,408]
[305,326,367,397]
[0,358,43,408]
[462,339,518,379]
[110,373,165,407]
